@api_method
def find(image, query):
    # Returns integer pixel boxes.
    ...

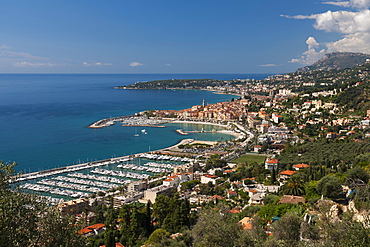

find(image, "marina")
[89,115,169,129]
[16,154,190,201]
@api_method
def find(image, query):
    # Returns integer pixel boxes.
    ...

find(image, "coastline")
[16,137,204,181]
[88,114,242,139]
[17,120,242,180]
[171,120,242,139]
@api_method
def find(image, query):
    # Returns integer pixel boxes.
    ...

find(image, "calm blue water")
[0,74,269,173]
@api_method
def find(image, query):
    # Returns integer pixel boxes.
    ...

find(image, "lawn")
[231,154,266,164]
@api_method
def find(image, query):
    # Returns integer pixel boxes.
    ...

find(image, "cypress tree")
[270,167,276,184]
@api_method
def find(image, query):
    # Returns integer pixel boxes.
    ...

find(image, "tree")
[317,209,370,247]
[152,195,171,227]
[281,176,305,196]
[270,167,277,184]
[145,228,171,246]
[104,198,117,247]
[271,213,303,246]
[0,161,85,246]
[304,180,320,200]
[263,194,280,205]
[316,175,343,199]
[191,205,242,247]
[346,166,370,186]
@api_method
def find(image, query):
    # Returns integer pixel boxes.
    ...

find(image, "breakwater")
[89,115,169,129]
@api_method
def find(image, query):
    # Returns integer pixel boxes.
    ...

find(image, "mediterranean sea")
[0,73,270,173]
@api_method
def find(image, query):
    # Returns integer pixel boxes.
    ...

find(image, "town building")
[58,198,90,216]
[144,185,174,203]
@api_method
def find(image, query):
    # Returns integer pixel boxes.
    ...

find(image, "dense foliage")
[0,162,85,246]
[278,141,370,167]
[122,79,228,89]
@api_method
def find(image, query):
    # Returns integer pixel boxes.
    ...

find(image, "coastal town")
[3,53,370,246]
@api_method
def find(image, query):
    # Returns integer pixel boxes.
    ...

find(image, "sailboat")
[134,129,139,137]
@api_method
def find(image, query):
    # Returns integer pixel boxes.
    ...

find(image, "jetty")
[176,129,188,135]
[89,115,168,129]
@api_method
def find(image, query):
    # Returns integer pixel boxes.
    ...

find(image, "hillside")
[296,52,370,72]
[119,79,227,89]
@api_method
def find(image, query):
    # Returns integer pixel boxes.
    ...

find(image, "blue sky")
[1,0,369,74]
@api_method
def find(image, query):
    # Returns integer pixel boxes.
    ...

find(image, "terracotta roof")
[212,195,225,200]
[204,174,217,178]
[228,190,237,195]
[278,195,306,204]
[266,159,278,164]
[293,163,310,169]
[100,243,124,247]
[78,223,105,235]
[239,217,253,230]
[228,208,241,214]
[279,170,297,176]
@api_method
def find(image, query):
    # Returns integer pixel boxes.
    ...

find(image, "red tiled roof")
[100,243,124,247]
[228,190,237,195]
[266,159,278,164]
[239,217,253,230]
[229,208,241,214]
[212,195,225,200]
[78,223,105,235]
[293,163,310,169]
[204,174,217,178]
[279,170,297,176]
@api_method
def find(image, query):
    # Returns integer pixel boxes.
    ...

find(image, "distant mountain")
[296,52,370,72]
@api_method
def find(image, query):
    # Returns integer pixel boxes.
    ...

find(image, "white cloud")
[13,62,56,67]
[259,64,277,67]
[130,62,143,67]
[290,37,327,65]
[82,62,112,66]
[284,2,370,65]
[323,1,350,7]
[314,10,370,33]
[165,63,171,66]
[324,0,370,9]
[306,36,319,50]
[0,45,46,60]
[326,32,370,53]
[280,14,317,20]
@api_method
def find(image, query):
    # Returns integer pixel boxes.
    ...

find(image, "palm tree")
[281,177,305,196]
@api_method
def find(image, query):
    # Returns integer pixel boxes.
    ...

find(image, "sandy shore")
[171,120,242,139]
